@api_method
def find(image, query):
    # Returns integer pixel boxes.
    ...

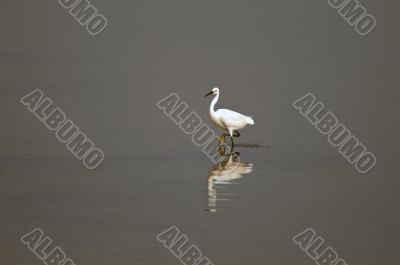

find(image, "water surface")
[1,1,399,264]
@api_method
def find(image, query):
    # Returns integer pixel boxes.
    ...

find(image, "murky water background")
[1,1,399,264]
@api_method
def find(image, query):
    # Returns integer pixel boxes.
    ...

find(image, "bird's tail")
[247,116,255,125]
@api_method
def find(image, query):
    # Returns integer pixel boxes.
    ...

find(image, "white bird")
[205,87,254,146]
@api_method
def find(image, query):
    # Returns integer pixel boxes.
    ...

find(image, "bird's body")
[212,109,254,131]
[205,87,254,145]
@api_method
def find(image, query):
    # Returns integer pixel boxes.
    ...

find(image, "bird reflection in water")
[206,147,253,213]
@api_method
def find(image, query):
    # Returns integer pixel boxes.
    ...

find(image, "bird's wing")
[217,109,249,128]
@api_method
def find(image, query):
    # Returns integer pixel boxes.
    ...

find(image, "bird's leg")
[228,130,240,150]
[228,129,235,148]
[229,142,235,153]
[218,146,226,156]
[217,132,230,145]
[217,134,225,144]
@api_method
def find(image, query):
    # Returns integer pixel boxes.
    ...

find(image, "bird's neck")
[210,93,219,115]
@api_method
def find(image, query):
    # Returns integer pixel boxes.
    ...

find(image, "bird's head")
[204,87,219,97]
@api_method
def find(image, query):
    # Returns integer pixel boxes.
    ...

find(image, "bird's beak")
[204,91,214,97]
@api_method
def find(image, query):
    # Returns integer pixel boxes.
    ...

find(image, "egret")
[205,87,254,147]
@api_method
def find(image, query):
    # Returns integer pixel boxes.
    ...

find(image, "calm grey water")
[1,1,399,264]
